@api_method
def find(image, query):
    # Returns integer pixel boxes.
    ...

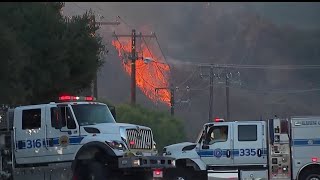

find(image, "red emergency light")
[85,96,94,101]
[58,95,96,102]
[214,118,225,122]
[312,157,318,163]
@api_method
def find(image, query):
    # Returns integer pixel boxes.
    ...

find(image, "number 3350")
[239,149,256,156]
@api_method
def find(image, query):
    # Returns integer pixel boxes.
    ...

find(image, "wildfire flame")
[112,39,171,106]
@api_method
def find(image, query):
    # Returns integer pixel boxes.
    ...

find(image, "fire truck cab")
[0,96,175,180]
[163,117,320,180]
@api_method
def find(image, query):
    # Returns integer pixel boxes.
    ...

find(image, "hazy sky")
[64,2,320,30]
[249,2,320,30]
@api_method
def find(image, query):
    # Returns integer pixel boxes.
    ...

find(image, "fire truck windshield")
[71,104,116,126]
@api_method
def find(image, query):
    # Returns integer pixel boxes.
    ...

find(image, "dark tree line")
[0,2,105,105]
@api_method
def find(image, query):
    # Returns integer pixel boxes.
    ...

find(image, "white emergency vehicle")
[163,117,320,180]
[0,95,175,180]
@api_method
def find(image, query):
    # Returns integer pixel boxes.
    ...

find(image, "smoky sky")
[63,2,320,140]
[63,2,320,62]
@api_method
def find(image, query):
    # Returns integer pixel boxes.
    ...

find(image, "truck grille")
[126,128,153,150]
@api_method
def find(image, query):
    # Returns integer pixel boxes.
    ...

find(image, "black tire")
[86,161,108,180]
[299,168,320,180]
[72,163,87,180]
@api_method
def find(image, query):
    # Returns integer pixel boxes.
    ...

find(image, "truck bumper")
[118,156,176,169]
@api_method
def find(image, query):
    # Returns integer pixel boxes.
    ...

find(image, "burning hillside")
[112,39,171,106]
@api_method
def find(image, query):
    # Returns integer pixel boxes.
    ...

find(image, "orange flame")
[112,39,171,106]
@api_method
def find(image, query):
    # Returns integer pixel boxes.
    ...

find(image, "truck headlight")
[106,140,126,151]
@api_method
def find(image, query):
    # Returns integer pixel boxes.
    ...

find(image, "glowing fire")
[112,39,171,106]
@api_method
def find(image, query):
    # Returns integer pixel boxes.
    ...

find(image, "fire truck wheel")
[300,168,320,180]
[85,160,108,180]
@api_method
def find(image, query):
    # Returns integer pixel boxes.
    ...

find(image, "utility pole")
[199,65,215,122]
[92,20,121,99]
[155,85,175,116]
[131,29,137,105]
[208,66,214,123]
[225,68,230,121]
[199,64,240,122]
[113,30,156,105]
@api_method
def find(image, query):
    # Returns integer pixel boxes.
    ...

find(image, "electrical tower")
[199,64,241,122]
[113,30,156,105]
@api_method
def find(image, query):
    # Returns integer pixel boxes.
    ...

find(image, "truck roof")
[204,120,265,126]
[13,101,107,110]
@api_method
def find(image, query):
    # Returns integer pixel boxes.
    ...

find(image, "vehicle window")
[51,107,60,128]
[22,109,41,129]
[238,125,257,141]
[72,104,115,126]
[51,107,76,129]
[60,106,76,129]
[205,126,228,145]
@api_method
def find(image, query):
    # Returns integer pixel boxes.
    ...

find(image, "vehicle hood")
[82,123,150,134]
[164,142,197,151]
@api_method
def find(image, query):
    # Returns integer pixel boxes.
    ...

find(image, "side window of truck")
[206,126,228,145]
[51,107,65,128]
[22,109,41,129]
[60,107,76,129]
[50,107,76,129]
[238,125,257,141]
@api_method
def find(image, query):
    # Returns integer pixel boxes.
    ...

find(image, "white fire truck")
[163,117,320,180]
[0,95,175,180]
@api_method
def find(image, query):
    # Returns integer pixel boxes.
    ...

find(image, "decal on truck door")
[59,135,70,147]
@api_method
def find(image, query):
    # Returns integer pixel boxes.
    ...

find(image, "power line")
[198,63,320,70]
[117,16,135,29]
[164,58,320,70]
[176,68,198,87]
[212,83,320,94]
[141,36,169,85]
[72,2,87,11]
[154,34,170,67]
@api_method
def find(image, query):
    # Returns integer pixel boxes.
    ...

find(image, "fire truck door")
[199,123,233,166]
[14,106,47,164]
[44,104,80,162]
[233,122,267,165]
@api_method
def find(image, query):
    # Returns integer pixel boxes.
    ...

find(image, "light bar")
[59,95,96,102]
[214,118,225,122]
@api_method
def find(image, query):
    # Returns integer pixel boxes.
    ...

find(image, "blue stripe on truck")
[16,136,86,149]
[197,148,268,157]
[292,139,320,146]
